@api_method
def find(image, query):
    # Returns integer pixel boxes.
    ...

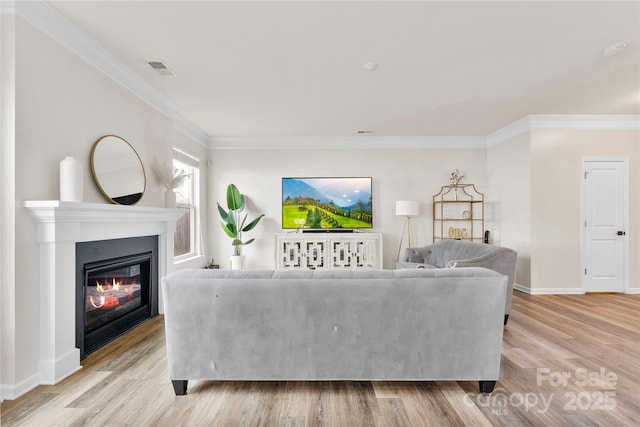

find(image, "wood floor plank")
[1,292,638,426]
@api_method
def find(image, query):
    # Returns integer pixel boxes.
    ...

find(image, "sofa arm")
[401,246,432,263]
[452,248,517,316]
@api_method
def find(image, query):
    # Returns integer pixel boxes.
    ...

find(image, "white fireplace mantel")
[24,200,184,386]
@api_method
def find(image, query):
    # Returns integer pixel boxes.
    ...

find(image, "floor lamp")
[396,200,420,261]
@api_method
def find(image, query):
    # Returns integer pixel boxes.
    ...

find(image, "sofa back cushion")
[165,266,501,283]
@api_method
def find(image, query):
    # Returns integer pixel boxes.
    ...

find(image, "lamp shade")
[395,200,420,216]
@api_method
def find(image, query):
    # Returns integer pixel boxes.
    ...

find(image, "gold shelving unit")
[433,184,484,242]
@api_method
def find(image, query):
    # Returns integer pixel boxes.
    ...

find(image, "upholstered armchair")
[397,240,517,324]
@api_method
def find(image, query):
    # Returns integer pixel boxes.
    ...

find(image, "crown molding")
[15,0,209,147]
[208,136,487,150]
[486,116,532,147]
[486,114,640,147]
[529,114,640,131]
[173,113,210,147]
[0,0,16,14]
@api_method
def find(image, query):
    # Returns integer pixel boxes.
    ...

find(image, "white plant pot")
[230,255,245,270]
[164,189,177,208]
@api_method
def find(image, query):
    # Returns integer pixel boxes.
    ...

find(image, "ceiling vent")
[148,60,177,77]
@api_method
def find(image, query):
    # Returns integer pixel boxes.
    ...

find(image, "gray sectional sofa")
[397,240,517,324]
[161,267,507,396]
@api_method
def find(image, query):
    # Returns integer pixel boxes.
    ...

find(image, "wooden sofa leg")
[479,381,496,394]
[172,380,188,396]
[504,314,510,325]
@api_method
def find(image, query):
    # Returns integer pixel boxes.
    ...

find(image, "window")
[173,149,200,260]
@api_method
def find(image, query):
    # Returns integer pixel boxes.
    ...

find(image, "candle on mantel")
[60,156,83,202]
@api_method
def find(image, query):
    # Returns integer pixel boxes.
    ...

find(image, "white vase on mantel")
[230,255,245,270]
[164,189,177,208]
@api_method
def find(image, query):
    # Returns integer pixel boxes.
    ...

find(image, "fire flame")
[89,277,137,309]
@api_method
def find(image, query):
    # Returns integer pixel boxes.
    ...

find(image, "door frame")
[580,157,629,294]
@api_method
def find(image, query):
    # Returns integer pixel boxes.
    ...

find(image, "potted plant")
[218,183,265,269]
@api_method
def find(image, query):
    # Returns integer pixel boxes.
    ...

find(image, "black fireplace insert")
[76,236,158,359]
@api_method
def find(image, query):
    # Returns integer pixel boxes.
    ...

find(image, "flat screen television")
[282,177,373,230]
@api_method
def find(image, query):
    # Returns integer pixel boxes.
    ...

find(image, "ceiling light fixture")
[602,42,628,57]
[363,62,378,71]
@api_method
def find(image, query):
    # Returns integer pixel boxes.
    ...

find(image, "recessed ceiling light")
[363,62,378,71]
[602,43,628,57]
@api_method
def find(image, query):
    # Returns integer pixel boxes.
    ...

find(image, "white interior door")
[582,160,627,293]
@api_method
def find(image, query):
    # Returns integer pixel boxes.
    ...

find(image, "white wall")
[530,129,639,293]
[208,148,487,269]
[487,133,531,287]
[1,17,207,397]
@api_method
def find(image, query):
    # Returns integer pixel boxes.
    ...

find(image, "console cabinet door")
[277,234,382,269]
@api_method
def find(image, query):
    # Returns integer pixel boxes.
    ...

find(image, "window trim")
[172,148,200,262]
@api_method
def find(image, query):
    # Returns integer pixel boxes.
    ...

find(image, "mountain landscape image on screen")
[282,177,373,229]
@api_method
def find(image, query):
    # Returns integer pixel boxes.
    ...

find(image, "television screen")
[282,177,373,229]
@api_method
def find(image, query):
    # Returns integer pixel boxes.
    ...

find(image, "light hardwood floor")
[2,291,638,426]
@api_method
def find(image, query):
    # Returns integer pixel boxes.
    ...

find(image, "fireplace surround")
[24,200,184,386]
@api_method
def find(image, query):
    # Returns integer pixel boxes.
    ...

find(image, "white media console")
[276,232,383,269]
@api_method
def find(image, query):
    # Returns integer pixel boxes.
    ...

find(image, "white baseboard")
[0,373,40,401]
[1,349,82,401]
[513,283,584,295]
[39,348,82,385]
[515,283,640,295]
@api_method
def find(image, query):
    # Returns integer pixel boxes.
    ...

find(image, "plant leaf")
[217,203,229,221]
[226,184,245,211]
[242,214,265,232]
[220,221,237,238]
[232,239,243,246]
[242,238,255,246]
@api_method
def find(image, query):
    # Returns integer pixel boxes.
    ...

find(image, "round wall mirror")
[90,135,146,205]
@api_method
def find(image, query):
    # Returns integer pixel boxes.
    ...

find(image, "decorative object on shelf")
[90,135,146,205]
[448,227,468,239]
[433,182,484,242]
[151,160,188,208]
[163,190,177,208]
[218,183,265,269]
[59,156,83,202]
[395,200,420,261]
[449,169,465,200]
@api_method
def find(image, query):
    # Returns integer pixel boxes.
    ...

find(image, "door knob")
[617,231,626,236]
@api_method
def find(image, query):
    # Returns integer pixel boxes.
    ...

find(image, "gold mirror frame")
[90,135,146,205]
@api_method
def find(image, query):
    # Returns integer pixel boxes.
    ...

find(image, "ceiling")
[47,0,640,139]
